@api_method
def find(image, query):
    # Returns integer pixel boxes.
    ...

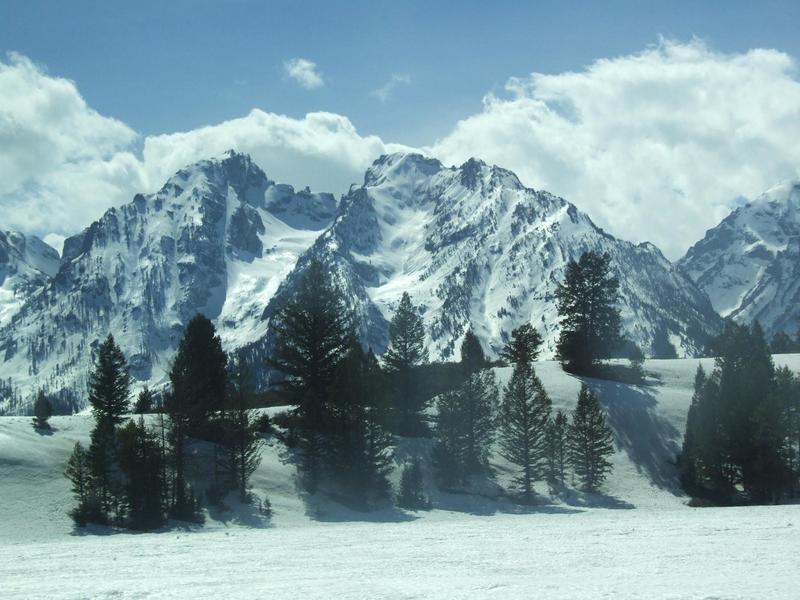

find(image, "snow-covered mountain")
[0,150,723,413]
[264,153,721,363]
[0,231,59,327]
[0,151,336,413]
[678,181,800,339]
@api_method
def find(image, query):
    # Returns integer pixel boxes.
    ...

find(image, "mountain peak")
[364,153,444,187]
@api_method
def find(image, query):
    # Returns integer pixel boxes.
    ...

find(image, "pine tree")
[88,334,131,426]
[546,410,569,487]
[32,389,53,430]
[498,364,551,502]
[556,251,622,373]
[383,292,429,436]
[679,365,707,493]
[169,314,227,438]
[268,259,351,432]
[65,442,101,526]
[327,339,393,509]
[460,329,488,377]
[220,352,264,502]
[117,418,165,530]
[133,387,154,415]
[397,457,430,510]
[567,385,615,492]
[82,335,131,523]
[433,369,498,487]
[87,417,119,519]
[500,323,543,368]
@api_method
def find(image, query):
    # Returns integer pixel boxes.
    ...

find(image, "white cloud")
[4,41,800,260]
[283,57,324,90]
[0,52,408,243]
[0,53,145,243]
[371,74,411,103]
[429,39,800,259]
[140,109,412,195]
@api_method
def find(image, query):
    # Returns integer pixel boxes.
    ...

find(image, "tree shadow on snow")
[583,378,683,495]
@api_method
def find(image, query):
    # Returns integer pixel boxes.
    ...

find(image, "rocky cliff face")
[0,230,59,327]
[679,181,800,339]
[264,153,721,365]
[0,151,724,413]
[0,151,336,413]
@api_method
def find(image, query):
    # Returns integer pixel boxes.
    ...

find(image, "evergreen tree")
[268,259,351,432]
[460,329,488,376]
[770,331,799,354]
[679,365,708,493]
[500,323,543,368]
[498,364,551,502]
[327,339,393,509]
[433,369,498,487]
[87,416,119,519]
[220,352,264,502]
[162,387,202,522]
[169,314,227,438]
[567,385,615,491]
[397,457,430,510]
[65,442,101,526]
[117,418,165,530]
[81,335,132,523]
[383,292,429,436]
[32,389,53,430]
[133,387,154,415]
[556,251,622,373]
[546,410,569,487]
[88,334,131,425]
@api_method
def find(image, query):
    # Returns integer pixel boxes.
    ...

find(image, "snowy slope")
[265,153,721,363]
[0,230,59,327]
[0,151,336,414]
[2,356,799,599]
[679,181,800,338]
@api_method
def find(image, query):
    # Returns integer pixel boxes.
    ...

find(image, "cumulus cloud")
[429,39,800,259]
[0,53,145,241]
[283,57,324,90]
[4,41,800,260]
[141,109,411,195]
[0,53,408,246]
[371,74,411,103]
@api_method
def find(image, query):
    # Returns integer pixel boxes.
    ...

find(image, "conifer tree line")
[265,258,618,509]
[65,320,269,530]
[680,321,800,504]
[62,253,628,527]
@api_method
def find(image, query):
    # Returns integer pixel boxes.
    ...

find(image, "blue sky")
[3,0,799,146]
[2,1,800,258]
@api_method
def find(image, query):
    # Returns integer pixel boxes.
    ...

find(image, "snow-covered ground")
[2,357,799,598]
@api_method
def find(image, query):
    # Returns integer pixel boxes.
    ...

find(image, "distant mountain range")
[1,150,792,413]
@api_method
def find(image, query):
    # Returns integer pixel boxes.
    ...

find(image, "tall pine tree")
[567,385,615,492]
[555,251,622,373]
[498,364,551,502]
[327,338,393,509]
[268,259,351,432]
[169,314,227,438]
[88,334,131,425]
[433,369,498,487]
[546,410,569,487]
[383,292,429,436]
[219,352,264,502]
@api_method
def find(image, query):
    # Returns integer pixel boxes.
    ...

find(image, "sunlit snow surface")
[2,357,799,599]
